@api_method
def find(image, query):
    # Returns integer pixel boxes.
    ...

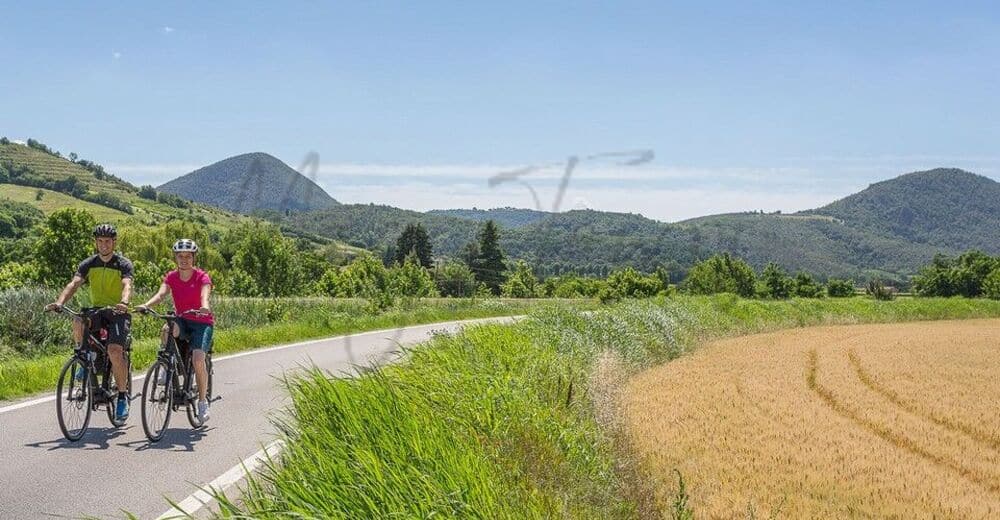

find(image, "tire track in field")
[847,349,1000,451]
[806,349,1000,495]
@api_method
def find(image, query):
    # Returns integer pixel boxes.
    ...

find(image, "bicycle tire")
[141,359,172,442]
[56,356,92,442]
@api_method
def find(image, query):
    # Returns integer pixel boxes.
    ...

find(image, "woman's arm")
[138,283,171,309]
[199,282,212,314]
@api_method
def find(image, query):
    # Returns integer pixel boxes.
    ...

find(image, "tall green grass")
[206,295,1000,519]
[0,288,576,400]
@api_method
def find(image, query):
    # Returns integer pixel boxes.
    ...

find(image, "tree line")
[2,207,998,303]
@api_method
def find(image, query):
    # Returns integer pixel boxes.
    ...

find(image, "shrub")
[866,279,897,301]
[825,278,855,298]
[682,253,756,297]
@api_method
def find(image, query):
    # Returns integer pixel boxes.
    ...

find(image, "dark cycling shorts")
[84,308,131,348]
[176,318,213,353]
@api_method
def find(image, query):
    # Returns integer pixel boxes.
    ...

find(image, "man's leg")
[72,318,84,346]
[108,344,129,391]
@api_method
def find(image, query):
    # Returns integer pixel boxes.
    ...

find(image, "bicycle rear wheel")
[141,360,172,442]
[56,356,91,442]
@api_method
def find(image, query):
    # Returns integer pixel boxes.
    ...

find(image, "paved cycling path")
[0,315,523,519]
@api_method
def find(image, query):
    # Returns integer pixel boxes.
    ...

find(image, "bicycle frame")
[144,309,209,409]
[65,307,125,407]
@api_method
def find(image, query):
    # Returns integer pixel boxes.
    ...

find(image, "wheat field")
[625,319,1000,518]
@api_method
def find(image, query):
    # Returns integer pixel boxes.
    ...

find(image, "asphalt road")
[0,316,521,519]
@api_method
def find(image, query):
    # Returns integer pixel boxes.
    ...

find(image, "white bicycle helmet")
[172,238,199,253]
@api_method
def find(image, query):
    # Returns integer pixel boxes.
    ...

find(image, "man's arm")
[116,277,133,313]
[46,275,84,310]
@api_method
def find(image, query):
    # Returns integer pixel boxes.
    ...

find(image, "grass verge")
[0,295,587,401]
[203,295,1000,519]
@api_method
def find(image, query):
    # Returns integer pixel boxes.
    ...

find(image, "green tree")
[35,208,97,285]
[912,254,956,296]
[761,262,793,299]
[229,223,304,296]
[138,185,157,200]
[315,267,341,297]
[983,268,1000,300]
[433,261,476,297]
[501,260,539,298]
[337,251,391,296]
[951,251,998,297]
[912,251,999,297]
[681,253,756,298]
[825,278,856,297]
[606,266,663,298]
[473,220,506,295]
[394,223,433,268]
[792,272,823,298]
[391,251,438,297]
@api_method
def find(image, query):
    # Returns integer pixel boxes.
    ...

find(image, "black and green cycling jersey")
[74,253,134,307]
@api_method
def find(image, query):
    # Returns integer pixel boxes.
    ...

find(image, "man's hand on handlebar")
[44,302,63,313]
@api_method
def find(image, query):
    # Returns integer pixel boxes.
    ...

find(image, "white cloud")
[162,26,174,34]
[112,51,122,59]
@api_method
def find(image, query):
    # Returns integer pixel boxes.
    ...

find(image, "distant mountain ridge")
[159,153,338,213]
[426,207,550,228]
[267,167,1000,284]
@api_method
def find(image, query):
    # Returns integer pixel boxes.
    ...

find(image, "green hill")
[0,140,252,232]
[159,152,339,213]
[805,168,1000,251]
[0,140,363,259]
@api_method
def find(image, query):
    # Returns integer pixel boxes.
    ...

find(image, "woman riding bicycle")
[136,239,215,422]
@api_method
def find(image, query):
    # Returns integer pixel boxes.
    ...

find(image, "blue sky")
[2,2,999,221]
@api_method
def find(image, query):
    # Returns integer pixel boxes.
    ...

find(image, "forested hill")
[426,207,550,228]
[804,168,1000,251]
[269,168,1000,283]
[159,152,339,213]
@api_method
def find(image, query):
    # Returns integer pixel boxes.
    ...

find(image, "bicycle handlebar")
[48,305,119,318]
[136,308,207,320]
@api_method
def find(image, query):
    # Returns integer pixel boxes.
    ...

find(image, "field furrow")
[625,319,1000,518]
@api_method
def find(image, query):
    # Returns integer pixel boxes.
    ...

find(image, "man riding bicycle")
[45,223,135,421]
[137,239,215,422]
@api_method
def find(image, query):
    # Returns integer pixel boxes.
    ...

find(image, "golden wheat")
[625,319,1000,518]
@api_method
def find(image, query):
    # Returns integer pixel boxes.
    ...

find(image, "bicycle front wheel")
[141,360,172,442]
[185,355,213,428]
[56,356,92,442]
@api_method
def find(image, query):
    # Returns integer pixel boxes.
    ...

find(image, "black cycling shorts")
[84,308,131,348]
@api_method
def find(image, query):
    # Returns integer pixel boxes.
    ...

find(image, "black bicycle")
[51,306,133,442]
[138,309,214,442]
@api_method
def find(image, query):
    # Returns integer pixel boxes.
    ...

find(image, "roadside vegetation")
[0,289,572,400]
[204,295,1000,519]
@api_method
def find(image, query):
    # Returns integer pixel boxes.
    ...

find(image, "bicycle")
[50,306,133,442]
[137,308,215,442]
